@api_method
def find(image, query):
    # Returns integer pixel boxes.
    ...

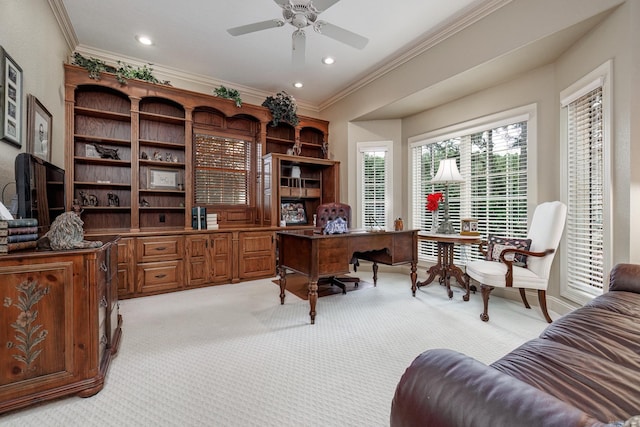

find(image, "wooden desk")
[277,229,418,324]
[416,233,483,301]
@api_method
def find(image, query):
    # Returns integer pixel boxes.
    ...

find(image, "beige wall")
[321,0,639,311]
[0,0,69,205]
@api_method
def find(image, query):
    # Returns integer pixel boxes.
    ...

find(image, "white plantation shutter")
[565,86,605,294]
[359,144,390,228]
[194,134,252,205]
[410,114,529,263]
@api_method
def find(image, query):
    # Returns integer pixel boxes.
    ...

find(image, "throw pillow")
[485,235,532,266]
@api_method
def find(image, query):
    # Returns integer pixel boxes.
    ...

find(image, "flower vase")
[431,211,440,233]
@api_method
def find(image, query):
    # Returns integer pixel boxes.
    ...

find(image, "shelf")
[138,139,186,149]
[139,159,185,168]
[139,189,185,194]
[74,134,131,146]
[74,181,131,187]
[139,111,186,125]
[75,106,131,122]
[79,206,132,211]
[266,136,295,144]
[75,156,132,166]
[139,206,185,210]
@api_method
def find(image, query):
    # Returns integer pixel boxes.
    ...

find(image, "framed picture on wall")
[27,95,52,162]
[0,46,23,147]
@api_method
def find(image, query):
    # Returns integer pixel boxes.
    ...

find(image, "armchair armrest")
[499,248,554,287]
[609,263,640,293]
[391,349,605,427]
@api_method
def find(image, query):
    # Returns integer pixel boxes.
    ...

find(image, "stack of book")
[207,213,218,230]
[191,206,207,230]
[0,218,39,254]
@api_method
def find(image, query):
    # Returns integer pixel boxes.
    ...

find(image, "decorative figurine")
[107,192,120,207]
[93,143,120,160]
[165,152,173,162]
[140,151,148,159]
[140,198,150,207]
[79,191,99,206]
[153,151,162,161]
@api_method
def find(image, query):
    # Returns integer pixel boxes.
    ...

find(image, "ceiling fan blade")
[312,0,340,12]
[292,30,306,67]
[314,21,368,49]
[273,0,290,7]
[227,19,284,36]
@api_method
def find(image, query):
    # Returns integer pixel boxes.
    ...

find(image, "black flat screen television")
[15,153,66,234]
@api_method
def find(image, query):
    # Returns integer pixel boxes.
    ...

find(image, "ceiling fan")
[227,0,369,65]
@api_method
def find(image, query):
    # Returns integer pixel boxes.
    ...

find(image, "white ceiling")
[59,0,499,108]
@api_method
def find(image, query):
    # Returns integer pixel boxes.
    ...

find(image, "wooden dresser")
[0,238,121,414]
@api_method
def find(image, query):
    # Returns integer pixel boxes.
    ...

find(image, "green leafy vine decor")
[262,91,299,126]
[4,279,51,371]
[213,86,242,107]
[72,52,170,86]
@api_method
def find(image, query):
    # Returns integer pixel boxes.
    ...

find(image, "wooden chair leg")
[538,290,552,323]
[518,288,531,309]
[480,285,494,322]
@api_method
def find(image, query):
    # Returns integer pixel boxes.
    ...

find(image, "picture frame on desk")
[26,95,52,162]
[0,46,23,147]
[148,167,180,189]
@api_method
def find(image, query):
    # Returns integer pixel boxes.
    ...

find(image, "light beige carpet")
[0,270,553,426]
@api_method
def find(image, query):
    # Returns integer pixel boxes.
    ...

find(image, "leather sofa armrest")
[390,349,605,427]
[609,263,640,293]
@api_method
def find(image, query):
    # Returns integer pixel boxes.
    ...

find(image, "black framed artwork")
[0,46,23,147]
[27,95,52,162]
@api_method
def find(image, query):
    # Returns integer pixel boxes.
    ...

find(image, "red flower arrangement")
[426,192,444,211]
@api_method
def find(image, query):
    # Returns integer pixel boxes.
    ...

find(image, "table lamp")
[430,158,464,234]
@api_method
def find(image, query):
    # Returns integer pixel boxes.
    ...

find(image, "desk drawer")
[137,261,183,294]
[137,236,184,262]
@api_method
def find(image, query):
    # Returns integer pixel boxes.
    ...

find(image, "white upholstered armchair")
[466,201,567,323]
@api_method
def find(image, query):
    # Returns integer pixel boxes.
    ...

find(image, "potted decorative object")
[426,192,444,232]
[72,52,170,86]
[213,86,242,107]
[262,91,299,126]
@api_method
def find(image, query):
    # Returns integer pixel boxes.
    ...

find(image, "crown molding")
[48,0,78,51]
[318,0,513,111]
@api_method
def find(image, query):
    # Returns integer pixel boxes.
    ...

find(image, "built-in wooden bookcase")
[137,97,186,230]
[72,85,132,232]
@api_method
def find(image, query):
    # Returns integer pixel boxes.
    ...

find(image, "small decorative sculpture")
[92,143,120,160]
[37,212,102,251]
[79,191,99,206]
[140,151,148,160]
[165,152,173,162]
[107,192,120,207]
[140,198,150,207]
[153,151,162,161]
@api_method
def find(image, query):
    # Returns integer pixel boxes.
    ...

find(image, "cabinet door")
[117,237,135,297]
[186,235,209,287]
[210,233,232,283]
[238,231,276,279]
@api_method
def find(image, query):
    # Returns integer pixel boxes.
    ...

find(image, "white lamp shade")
[430,158,464,183]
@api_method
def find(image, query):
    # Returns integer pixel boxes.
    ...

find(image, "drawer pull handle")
[100,262,108,272]
[155,274,167,279]
[100,296,108,308]
[155,247,167,251]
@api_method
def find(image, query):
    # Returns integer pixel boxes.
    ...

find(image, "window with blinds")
[360,147,389,228]
[564,86,605,296]
[410,117,529,263]
[194,134,252,205]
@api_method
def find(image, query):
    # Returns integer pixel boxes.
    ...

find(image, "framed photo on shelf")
[148,167,180,189]
[281,201,307,225]
[26,95,52,162]
[1,46,23,147]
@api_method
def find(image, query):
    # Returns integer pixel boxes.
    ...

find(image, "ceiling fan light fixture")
[135,35,153,46]
[322,56,335,65]
[293,82,304,88]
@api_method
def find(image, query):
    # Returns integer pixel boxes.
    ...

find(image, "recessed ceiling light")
[293,82,303,88]
[136,35,153,46]
[322,56,335,65]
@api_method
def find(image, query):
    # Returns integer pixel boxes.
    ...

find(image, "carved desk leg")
[372,262,379,286]
[410,262,417,295]
[308,279,318,325]
[278,266,287,304]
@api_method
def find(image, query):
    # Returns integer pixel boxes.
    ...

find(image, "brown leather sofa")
[391,263,640,427]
